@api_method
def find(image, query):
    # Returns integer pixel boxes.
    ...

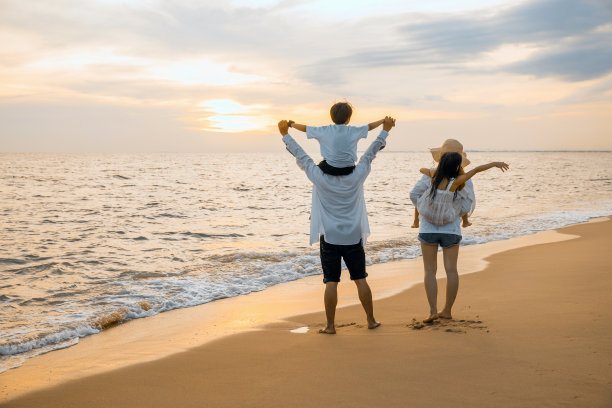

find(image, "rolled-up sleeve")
[410,174,430,206]
[282,134,321,184]
[354,130,388,181]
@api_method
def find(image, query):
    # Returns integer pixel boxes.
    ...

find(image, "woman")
[410,140,508,323]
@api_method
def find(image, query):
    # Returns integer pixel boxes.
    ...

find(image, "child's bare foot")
[411,221,419,228]
[462,219,472,228]
[319,326,336,334]
[368,320,381,330]
[423,314,438,323]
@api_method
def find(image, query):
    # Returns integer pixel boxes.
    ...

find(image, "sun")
[198,100,271,133]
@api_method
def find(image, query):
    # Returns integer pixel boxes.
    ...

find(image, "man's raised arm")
[279,120,320,184]
[354,116,396,180]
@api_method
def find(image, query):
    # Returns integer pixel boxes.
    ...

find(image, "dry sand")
[2,218,611,407]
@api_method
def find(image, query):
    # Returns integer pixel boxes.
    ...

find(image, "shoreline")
[1,217,609,404]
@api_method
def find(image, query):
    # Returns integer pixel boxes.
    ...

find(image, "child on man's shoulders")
[287,101,390,176]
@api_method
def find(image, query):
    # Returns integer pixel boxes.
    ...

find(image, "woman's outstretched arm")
[451,162,509,191]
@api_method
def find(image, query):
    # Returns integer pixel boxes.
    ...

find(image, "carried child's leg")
[412,208,420,228]
[318,160,355,176]
[461,213,472,228]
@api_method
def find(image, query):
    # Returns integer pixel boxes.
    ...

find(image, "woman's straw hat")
[430,139,470,167]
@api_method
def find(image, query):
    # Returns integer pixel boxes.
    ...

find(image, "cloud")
[401,0,609,56]
[507,31,612,81]
[300,0,612,85]
[0,0,610,151]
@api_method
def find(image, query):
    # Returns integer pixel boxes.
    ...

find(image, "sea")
[1,150,611,373]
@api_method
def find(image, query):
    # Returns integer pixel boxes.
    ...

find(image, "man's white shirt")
[282,130,388,246]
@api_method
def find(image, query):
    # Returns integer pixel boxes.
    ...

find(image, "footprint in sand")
[336,322,358,328]
[311,322,360,333]
[407,318,488,333]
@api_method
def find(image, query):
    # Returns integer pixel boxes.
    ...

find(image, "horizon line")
[1,150,612,154]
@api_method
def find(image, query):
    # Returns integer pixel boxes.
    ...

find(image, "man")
[278,116,395,334]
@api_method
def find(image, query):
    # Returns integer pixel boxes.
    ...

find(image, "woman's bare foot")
[423,314,438,323]
[319,326,336,334]
[368,320,381,330]
[462,219,472,228]
[438,312,452,319]
[411,221,419,228]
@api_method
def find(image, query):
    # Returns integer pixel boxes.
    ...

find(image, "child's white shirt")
[306,124,369,167]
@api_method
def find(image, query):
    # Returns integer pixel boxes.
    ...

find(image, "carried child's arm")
[419,168,433,177]
[452,162,509,190]
[287,120,306,132]
[412,208,420,228]
[367,118,385,131]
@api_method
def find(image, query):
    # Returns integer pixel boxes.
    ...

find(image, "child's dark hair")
[429,152,462,200]
[330,102,353,124]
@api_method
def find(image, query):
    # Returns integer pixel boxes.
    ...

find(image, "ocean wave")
[0,326,98,357]
[7,262,59,275]
[0,258,27,265]
[0,338,80,374]
[182,232,245,239]
[1,207,610,374]
[158,213,187,218]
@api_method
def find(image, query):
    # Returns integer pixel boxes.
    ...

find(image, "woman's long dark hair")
[429,152,462,200]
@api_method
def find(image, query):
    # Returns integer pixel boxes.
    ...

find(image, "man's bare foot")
[438,312,452,319]
[423,314,438,323]
[368,320,381,330]
[411,222,419,228]
[462,219,472,228]
[319,327,336,334]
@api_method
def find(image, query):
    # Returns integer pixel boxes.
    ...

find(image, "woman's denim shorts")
[418,233,462,248]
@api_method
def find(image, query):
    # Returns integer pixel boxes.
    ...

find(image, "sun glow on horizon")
[198,99,272,133]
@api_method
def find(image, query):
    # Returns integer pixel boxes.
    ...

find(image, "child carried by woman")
[415,149,508,227]
[412,139,507,228]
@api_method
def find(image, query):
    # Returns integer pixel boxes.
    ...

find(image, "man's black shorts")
[319,236,367,283]
[317,160,355,176]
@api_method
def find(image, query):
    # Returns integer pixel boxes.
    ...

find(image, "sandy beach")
[2,218,611,407]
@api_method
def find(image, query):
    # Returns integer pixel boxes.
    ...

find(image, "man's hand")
[278,120,289,136]
[382,116,396,132]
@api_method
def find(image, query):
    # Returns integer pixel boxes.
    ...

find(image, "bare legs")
[440,244,459,319]
[421,243,440,322]
[320,282,338,334]
[420,242,460,322]
[319,279,380,334]
[354,278,381,330]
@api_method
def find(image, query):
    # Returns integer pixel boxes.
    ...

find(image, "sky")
[1,0,611,152]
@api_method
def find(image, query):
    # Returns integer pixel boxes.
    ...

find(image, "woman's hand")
[494,162,510,172]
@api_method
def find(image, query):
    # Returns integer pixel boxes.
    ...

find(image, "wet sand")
[1,218,611,407]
